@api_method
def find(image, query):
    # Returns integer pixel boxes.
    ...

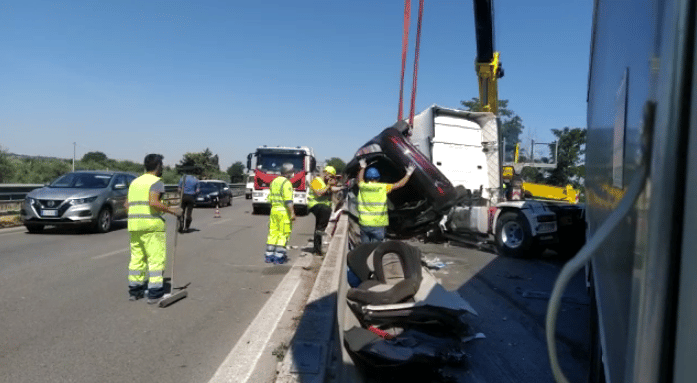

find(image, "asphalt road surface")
[411,241,590,383]
[1,198,590,383]
[0,198,316,383]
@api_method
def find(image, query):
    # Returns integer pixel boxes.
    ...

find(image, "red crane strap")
[397,0,411,122]
[408,0,424,127]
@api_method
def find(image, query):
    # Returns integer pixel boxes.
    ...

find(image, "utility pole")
[72,142,76,172]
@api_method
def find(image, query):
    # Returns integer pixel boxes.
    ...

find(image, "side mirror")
[114,183,127,190]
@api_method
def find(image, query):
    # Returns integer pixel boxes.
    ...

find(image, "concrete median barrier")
[276,212,349,383]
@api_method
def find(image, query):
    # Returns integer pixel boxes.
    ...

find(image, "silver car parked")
[21,171,137,233]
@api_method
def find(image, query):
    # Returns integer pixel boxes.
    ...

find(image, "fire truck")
[246,146,317,214]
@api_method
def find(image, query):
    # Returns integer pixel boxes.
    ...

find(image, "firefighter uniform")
[127,173,167,299]
[264,176,294,263]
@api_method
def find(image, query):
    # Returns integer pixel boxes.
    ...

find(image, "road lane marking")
[0,226,27,236]
[208,254,313,383]
[92,248,129,260]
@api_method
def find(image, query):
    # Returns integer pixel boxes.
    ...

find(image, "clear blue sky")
[0,0,593,170]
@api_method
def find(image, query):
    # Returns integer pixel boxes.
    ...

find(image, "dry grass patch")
[0,215,21,228]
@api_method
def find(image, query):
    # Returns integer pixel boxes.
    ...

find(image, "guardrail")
[276,212,349,382]
[0,184,45,201]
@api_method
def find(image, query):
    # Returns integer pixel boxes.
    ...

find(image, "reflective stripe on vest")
[357,182,389,227]
[268,177,291,210]
[127,173,166,232]
[308,177,331,208]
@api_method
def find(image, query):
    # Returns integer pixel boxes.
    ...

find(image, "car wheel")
[228,195,232,206]
[25,224,44,233]
[94,207,112,233]
[252,205,260,215]
[246,194,252,200]
[495,211,534,258]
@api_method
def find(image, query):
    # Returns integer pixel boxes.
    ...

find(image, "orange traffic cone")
[214,202,221,218]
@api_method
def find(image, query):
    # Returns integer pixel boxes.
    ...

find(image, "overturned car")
[344,105,586,258]
[344,120,468,239]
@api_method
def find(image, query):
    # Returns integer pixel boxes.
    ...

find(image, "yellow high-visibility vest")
[268,176,293,212]
[308,177,331,208]
[357,182,389,227]
[127,173,166,232]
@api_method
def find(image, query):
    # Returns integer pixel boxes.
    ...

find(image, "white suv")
[22,170,137,233]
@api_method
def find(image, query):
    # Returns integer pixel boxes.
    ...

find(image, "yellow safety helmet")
[324,166,336,176]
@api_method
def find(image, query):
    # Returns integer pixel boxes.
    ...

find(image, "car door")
[111,174,129,219]
[218,183,228,205]
[223,182,232,205]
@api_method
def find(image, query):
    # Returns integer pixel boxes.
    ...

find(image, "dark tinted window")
[199,182,219,192]
[50,173,113,188]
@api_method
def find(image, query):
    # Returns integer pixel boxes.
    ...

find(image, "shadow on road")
[23,220,128,235]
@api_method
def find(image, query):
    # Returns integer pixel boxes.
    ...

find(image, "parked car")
[245,174,254,199]
[195,180,232,207]
[21,170,137,233]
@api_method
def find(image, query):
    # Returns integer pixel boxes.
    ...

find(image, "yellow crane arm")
[476,51,502,114]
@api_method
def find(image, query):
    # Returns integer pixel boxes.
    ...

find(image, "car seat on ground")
[346,241,423,306]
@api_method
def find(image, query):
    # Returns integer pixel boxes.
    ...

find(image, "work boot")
[129,292,144,301]
[273,256,286,265]
[147,297,160,305]
[264,245,275,264]
[313,232,323,255]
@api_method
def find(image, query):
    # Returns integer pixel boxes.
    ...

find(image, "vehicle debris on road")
[341,241,483,381]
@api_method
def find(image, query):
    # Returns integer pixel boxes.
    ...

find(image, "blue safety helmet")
[365,167,380,180]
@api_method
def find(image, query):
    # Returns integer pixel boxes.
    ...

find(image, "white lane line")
[0,226,27,235]
[208,255,313,383]
[92,248,129,260]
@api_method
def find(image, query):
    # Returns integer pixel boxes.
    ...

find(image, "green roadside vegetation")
[0,214,21,229]
[0,147,247,185]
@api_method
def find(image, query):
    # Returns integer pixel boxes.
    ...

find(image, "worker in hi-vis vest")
[125,154,182,303]
[357,158,415,244]
[307,165,340,255]
[264,163,296,264]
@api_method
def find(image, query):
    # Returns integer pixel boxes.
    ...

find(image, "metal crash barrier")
[276,212,355,383]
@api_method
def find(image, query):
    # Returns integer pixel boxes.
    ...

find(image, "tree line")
[0,147,247,185]
[0,146,349,185]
